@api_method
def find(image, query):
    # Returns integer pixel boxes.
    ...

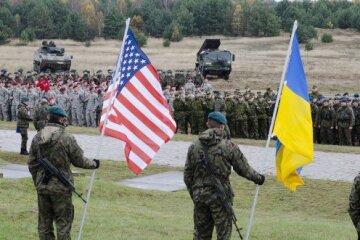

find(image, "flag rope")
[76,18,131,240]
[244,20,298,240]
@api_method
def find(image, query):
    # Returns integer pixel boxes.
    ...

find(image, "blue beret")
[21,97,29,102]
[354,93,359,98]
[208,112,227,124]
[48,106,67,118]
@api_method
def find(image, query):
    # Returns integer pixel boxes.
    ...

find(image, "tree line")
[0,0,360,45]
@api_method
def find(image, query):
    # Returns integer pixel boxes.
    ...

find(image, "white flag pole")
[77,18,131,240]
[244,20,298,240]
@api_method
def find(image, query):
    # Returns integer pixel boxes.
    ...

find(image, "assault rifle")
[38,157,87,203]
[202,144,243,240]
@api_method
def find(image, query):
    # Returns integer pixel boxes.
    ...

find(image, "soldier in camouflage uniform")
[56,87,70,119]
[184,93,193,134]
[85,87,98,127]
[311,98,320,143]
[214,91,226,116]
[28,106,100,240]
[247,97,259,139]
[184,112,265,240]
[190,92,206,135]
[33,98,50,131]
[256,95,268,140]
[336,99,355,145]
[17,97,32,155]
[318,100,336,144]
[234,94,249,138]
[0,80,9,121]
[352,100,360,146]
[349,173,360,240]
[203,91,215,130]
[10,82,22,121]
[173,92,187,133]
[224,92,236,137]
[70,85,85,127]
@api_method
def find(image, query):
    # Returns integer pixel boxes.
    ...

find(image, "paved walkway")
[0,130,359,182]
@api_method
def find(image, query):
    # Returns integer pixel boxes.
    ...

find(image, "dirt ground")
[1,28,359,94]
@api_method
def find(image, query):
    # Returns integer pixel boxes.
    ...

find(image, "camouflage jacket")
[319,106,336,128]
[336,106,355,128]
[349,173,360,209]
[184,128,262,201]
[17,103,32,128]
[33,102,49,131]
[28,123,97,194]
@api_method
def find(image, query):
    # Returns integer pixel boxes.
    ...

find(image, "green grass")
[1,120,359,154]
[0,151,356,240]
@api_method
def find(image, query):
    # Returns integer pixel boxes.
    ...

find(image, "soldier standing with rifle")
[28,106,100,240]
[184,112,265,240]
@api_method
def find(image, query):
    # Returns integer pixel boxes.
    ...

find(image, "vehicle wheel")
[202,71,207,79]
[224,73,229,80]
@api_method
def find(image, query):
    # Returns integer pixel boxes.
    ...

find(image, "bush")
[85,40,91,47]
[297,24,317,43]
[305,42,314,51]
[163,38,170,47]
[321,33,333,43]
[134,31,147,47]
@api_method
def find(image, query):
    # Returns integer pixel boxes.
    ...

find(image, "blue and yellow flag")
[273,31,313,191]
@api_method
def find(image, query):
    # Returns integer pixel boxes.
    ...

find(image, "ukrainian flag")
[273,31,313,191]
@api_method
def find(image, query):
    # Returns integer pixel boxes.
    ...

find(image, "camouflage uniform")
[28,123,98,240]
[336,105,355,145]
[70,89,85,126]
[318,104,336,144]
[11,86,22,121]
[85,90,98,127]
[349,173,360,239]
[311,102,320,143]
[173,94,187,133]
[17,102,32,153]
[214,95,226,116]
[234,97,249,138]
[0,84,9,120]
[256,99,268,140]
[247,101,259,139]
[225,96,236,137]
[191,95,206,135]
[33,101,49,131]
[203,95,215,130]
[184,128,263,240]
[353,103,360,146]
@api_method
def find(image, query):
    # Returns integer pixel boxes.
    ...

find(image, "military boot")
[20,148,28,155]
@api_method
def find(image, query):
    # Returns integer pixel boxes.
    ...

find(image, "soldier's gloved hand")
[255,174,265,185]
[93,159,100,169]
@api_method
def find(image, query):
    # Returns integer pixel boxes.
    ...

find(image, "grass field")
[0,151,356,240]
[1,29,360,94]
[1,121,359,154]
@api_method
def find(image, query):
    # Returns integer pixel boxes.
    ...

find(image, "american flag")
[99,29,176,174]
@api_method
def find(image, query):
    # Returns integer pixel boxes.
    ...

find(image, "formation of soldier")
[1,68,359,146]
[0,68,108,128]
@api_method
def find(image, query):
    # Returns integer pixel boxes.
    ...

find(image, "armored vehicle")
[33,41,72,72]
[196,39,235,80]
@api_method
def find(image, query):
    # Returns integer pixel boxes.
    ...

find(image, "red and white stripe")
[99,64,176,174]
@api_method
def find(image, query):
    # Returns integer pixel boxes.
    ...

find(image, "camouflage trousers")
[235,119,248,138]
[257,118,268,140]
[0,103,8,121]
[248,117,259,140]
[174,112,186,134]
[193,199,232,240]
[37,192,74,240]
[320,126,334,145]
[85,110,96,127]
[352,126,360,146]
[71,108,84,127]
[349,204,360,240]
[191,112,205,135]
[338,126,352,146]
[19,127,28,150]
[11,104,18,121]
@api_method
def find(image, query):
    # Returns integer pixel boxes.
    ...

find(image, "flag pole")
[244,20,298,240]
[77,18,131,240]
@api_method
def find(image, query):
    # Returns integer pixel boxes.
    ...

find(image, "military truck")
[33,41,72,72]
[195,39,235,80]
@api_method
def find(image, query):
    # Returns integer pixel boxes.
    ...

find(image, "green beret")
[208,112,227,124]
[48,106,67,118]
[21,97,29,103]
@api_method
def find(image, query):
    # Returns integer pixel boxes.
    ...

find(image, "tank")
[33,41,72,72]
[195,39,235,80]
